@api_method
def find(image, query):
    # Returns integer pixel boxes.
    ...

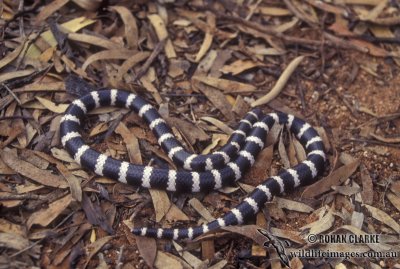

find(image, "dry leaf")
[208,260,228,269]
[302,159,360,198]
[89,122,109,137]
[0,148,67,188]
[387,192,400,213]
[196,83,234,121]
[27,194,72,229]
[82,193,114,234]
[252,56,305,107]
[140,76,163,105]
[0,69,35,84]
[206,136,226,157]
[351,210,364,229]
[84,236,114,269]
[195,32,213,63]
[336,225,392,252]
[0,158,15,175]
[165,204,190,222]
[34,0,70,25]
[189,198,214,222]
[166,117,209,144]
[72,0,102,11]
[332,185,361,196]
[193,76,257,94]
[127,218,157,268]
[270,227,305,244]
[195,13,215,62]
[278,132,290,169]
[56,162,83,202]
[35,96,68,113]
[221,225,268,247]
[0,233,32,251]
[27,17,95,58]
[68,32,123,50]
[20,150,49,169]
[257,6,291,16]
[200,117,233,135]
[81,49,136,71]
[300,206,335,236]
[360,164,374,205]
[115,122,142,164]
[150,189,171,222]
[0,218,25,236]
[0,40,28,70]
[148,14,176,58]
[51,148,75,163]
[154,251,184,269]
[364,204,400,234]
[251,213,267,256]
[389,179,400,193]
[173,242,206,269]
[136,236,157,268]
[275,197,314,213]
[117,51,151,81]
[244,145,274,184]
[109,6,138,49]
[221,60,265,75]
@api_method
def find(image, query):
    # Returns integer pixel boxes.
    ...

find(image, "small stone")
[311,91,320,102]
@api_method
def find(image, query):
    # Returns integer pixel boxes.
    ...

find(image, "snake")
[60,89,326,240]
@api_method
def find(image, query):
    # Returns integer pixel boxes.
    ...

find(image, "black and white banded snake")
[60,89,326,240]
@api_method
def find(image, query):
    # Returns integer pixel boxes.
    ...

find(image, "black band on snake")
[60,89,326,240]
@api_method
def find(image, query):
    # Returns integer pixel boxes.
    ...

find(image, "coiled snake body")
[60,89,326,240]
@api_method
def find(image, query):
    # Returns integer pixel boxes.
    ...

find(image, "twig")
[0,115,34,121]
[0,66,50,91]
[9,210,77,258]
[251,56,305,107]
[296,76,307,111]
[0,193,43,200]
[344,64,359,87]
[365,16,400,26]
[377,112,400,121]
[9,238,43,258]
[369,133,400,144]
[217,13,322,46]
[304,0,350,16]
[15,26,46,70]
[2,83,22,105]
[18,0,25,37]
[214,11,380,56]
[356,35,400,44]
[345,138,400,148]
[319,13,327,75]
[98,113,125,143]
[133,38,167,81]
[0,0,40,39]
[334,87,358,117]
[160,93,204,97]
[115,245,125,269]
[283,0,319,27]
[246,0,262,20]
[323,32,369,54]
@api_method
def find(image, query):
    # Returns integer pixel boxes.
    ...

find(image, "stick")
[251,56,305,107]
